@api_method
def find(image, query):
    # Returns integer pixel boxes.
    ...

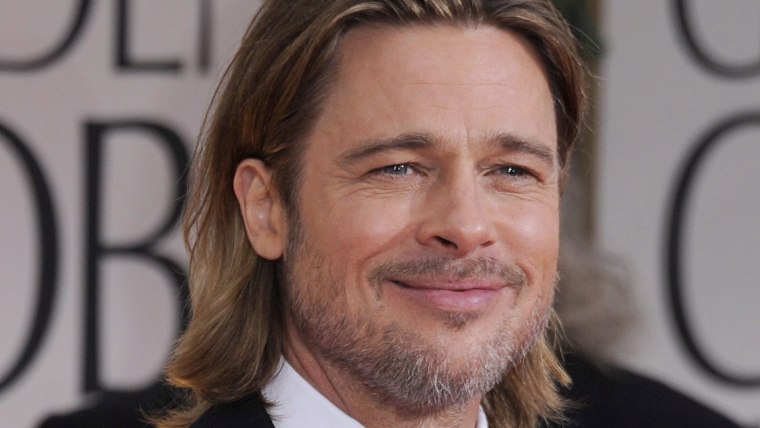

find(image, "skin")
[235,24,559,427]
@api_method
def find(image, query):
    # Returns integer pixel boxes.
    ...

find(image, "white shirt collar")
[262,358,364,427]
[262,358,489,428]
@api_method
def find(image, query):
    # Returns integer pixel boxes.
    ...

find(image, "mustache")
[368,256,528,288]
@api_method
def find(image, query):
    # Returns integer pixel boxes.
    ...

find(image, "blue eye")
[381,164,411,175]
[494,165,540,186]
[500,166,527,176]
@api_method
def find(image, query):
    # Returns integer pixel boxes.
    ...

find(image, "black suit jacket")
[546,353,742,428]
[38,359,741,428]
[192,396,275,428]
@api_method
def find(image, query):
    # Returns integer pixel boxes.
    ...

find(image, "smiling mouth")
[389,279,507,313]
[392,278,505,290]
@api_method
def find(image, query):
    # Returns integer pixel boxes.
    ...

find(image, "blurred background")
[1,1,758,426]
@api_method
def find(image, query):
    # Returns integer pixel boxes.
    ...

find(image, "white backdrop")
[598,0,760,425]
[1,1,758,427]
[0,2,261,426]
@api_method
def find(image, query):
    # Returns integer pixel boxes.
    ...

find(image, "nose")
[415,172,496,257]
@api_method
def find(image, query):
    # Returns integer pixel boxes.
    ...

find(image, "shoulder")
[192,396,275,428]
[555,353,742,428]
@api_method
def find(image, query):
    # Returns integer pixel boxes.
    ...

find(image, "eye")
[492,164,542,187]
[364,162,427,187]
[498,165,532,178]
[379,164,413,176]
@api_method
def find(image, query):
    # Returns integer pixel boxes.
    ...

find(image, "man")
[158,0,585,427]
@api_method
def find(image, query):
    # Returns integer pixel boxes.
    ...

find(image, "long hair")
[157,1,586,426]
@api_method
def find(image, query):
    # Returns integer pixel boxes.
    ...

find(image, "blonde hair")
[158,1,586,426]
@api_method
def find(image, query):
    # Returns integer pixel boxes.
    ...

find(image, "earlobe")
[233,159,286,260]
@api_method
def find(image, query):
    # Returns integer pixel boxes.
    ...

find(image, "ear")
[233,159,286,260]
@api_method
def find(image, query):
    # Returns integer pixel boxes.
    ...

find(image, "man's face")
[283,24,559,411]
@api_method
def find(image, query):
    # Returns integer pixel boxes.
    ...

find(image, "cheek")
[302,199,414,309]
[321,199,413,255]
[298,195,415,305]
[502,202,559,281]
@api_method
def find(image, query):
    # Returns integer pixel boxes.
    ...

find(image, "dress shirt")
[262,358,488,428]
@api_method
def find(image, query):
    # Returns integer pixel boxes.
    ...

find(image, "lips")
[389,278,508,313]
[369,257,526,313]
[393,278,505,291]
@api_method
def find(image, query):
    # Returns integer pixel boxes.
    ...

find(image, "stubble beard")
[283,220,553,416]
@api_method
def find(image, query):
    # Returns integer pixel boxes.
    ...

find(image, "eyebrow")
[486,132,557,168]
[336,131,556,167]
[336,132,435,166]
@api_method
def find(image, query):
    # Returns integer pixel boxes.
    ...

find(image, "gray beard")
[284,246,550,416]
[291,297,548,416]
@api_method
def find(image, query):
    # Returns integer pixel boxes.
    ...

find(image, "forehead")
[309,23,557,155]
[339,23,546,80]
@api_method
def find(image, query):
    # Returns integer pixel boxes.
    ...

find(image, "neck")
[282,323,483,428]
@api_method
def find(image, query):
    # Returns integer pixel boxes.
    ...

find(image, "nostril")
[435,236,457,249]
